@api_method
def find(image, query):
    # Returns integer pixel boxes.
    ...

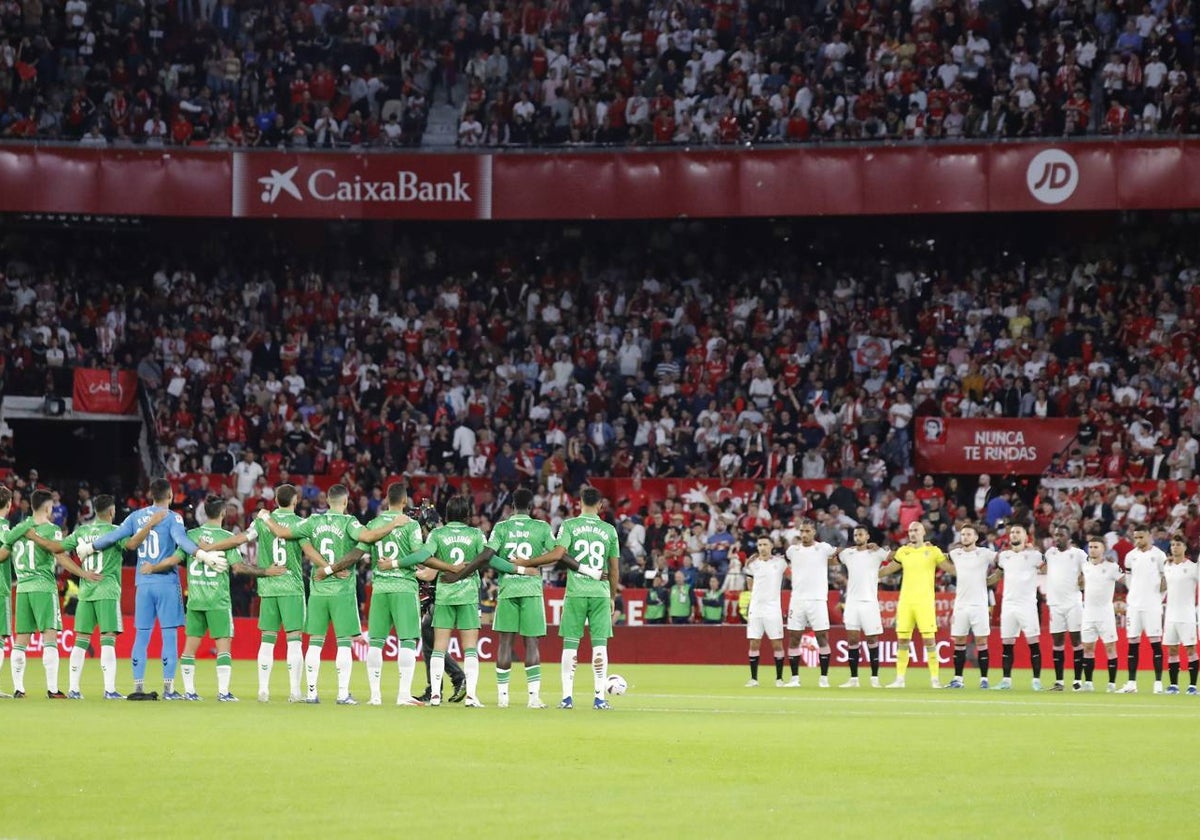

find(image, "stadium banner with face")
[72,368,139,414]
[914,418,1080,475]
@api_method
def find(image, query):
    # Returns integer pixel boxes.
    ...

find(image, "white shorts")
[843,601,883,636]
[1127,607,1164,639]
[1163,620,1198,647]
[746,611,784,641]
[1048,602,1083,634]
[787,599,830,633]
[1000,603,1040,640]
[951,605,991,639]
[1081,614,1117,645]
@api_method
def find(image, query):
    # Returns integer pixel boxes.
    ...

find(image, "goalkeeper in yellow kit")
[880,521,951,689]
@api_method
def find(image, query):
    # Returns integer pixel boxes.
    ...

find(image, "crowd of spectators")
[7,211,1200,611]
[3,1,1200,148]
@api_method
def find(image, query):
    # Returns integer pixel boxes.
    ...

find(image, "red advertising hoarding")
[7,141,1200,220]
[72,368,139,415]
[914,418,1080,475]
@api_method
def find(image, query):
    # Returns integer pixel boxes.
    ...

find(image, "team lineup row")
[0,481,620,708]
[743,521,1199,695]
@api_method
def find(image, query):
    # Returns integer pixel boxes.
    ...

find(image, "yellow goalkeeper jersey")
[894,544,944,602]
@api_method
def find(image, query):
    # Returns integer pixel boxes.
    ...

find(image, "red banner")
[8,141,1200,220]
[72,368,138,415]
[914,418,1080,475]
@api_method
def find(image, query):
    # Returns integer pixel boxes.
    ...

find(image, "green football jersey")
[556,514,619,598]
[183,525,240,611]
[0,521,13,600]
[254,509,305,597]
[364,511,423,595]
[294,512,366,597]
[62,522,125,602]
[428,522,486,606]
[487,514,553,599]
[6,522,63,594]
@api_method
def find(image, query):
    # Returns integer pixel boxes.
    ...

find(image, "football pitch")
[3,663,1197,839]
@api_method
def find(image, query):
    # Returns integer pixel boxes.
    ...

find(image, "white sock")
[397,647,416,701]
[100,645,117,693]
[181,661,196,695]
[12,648,26,692]
[257,642,274,695]
[367,647,383,703]
[561,649,577,700]
[44,645,60,694]
[286,640,303,698]
[335,646,352,700]
[464,651,480,699]
[0,645,6,691]
[592,645,609,698]
[217,664,232,695]
[69,647,87,693]
[429,653,446,698]
[496,667,510,705]
[304,645,322,699]
[528,665,541,702]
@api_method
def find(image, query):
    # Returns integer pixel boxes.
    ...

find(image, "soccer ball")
[605,675,628,696]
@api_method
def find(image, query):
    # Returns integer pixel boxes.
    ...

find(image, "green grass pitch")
[3,663,1198,838]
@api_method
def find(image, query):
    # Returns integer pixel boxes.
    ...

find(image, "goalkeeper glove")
[578,565,603,581]
[196,549,229,573]
[76,540,95,559]
[244,527,258,543]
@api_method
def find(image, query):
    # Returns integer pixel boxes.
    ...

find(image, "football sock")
[1029,644,1042,679]
[1190,660,1199,687]
[925,644,939,683]
[429,650,446,698]
[1151,641,1163,681]
[1083,656,1095,682]
[305,638,324,699]
[1107,658,1118,685]
[561,643,578,699]
[1052,645,1065,681]
[774,657,785,680]
[180,655,196,695]
[398,642,418,701]
[335,640,353,700]
[1002,643,1014,678]
[131,627,152,683]
[367,644,384,703]
[867,644,880,677]
[69,639,90,693]
[101,638,117,693]
[818,645,831,677]
[1127,642,1140,682]
[496,667,511,704]
[11,645,25,693]
[1168,658,1179,687]
[464,647,480,698]
[161,627,179,684]
[216,653,232,695]
[526,663,542,700]
[896,644,910,679]
[748,656,759,681]
[43,644,60,694]
[847,646,859,679]
[1072,645,1084,682]
[953,645,966,678]
[0,644,5,691]
[788,644,800,677]
[978,648,990,678]
[592,645,609,698]
[258,632,277,696]
[286,637,303,698]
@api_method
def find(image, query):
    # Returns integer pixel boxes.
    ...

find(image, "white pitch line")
[619,706,1178,719]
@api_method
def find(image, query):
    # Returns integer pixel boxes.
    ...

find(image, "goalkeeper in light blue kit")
[81,478,241,700]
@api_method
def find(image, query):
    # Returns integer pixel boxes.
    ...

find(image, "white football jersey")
[1082,560,1121,619]
[786,541,836,600]
[948,546,996,608]
[1043,545,1087,607]
[839,546,887,603]
[745,556,787,610]
[1123,547,1166,609]
[1163,560,1199,623]
[998,547,1043,608]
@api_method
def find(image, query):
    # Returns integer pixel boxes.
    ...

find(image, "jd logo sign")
[1025,149,1079,205]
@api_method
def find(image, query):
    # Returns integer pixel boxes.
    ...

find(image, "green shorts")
[186,607,234,640]
[15,591,61,634]
[0,591,10,637]
[494,595,547,638]
[306,592,361,637]
[258,595,307,634]
[559,596,612,643]
[368,591,421,641]
[433,602,480,631]
[75,599,123,635]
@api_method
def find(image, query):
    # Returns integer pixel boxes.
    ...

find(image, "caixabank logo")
[1025,148,1079,205]
[233,153,493,219]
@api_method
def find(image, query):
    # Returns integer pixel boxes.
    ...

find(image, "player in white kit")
[1161,535,1199,695]
[1080,536,1122,692]
[784,522,837,688]
[833,527,888,688]
[1118,526,1166,694]
[744,537,788,688]
[992,524,1045,691]
[1043,526,1088,691]
[945,523,996,689]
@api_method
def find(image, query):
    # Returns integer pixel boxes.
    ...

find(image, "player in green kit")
[27,496,165,699]
[0,490,100,699]
[141,497,285,701]
[0,488,20,696]
[259,484,409,705]
[447,487,602,708]
[518,486,621,710]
